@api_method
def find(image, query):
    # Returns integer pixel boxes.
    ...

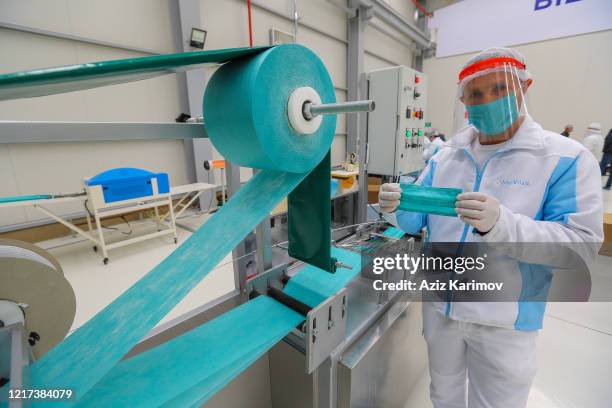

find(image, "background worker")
[378,47,603,408]
[583,122,604,162]
[560,124,573,137]
[601,128,612,190]
[422,130,447,164]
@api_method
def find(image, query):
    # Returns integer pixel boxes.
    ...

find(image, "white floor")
[41,211,235,333]
[41,185,612,407]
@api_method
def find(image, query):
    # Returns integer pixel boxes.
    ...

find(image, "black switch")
[406,107,411,118]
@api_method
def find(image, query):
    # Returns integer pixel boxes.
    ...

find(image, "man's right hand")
[378,183,402,213]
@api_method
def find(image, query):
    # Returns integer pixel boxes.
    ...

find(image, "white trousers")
[423,304,538,408]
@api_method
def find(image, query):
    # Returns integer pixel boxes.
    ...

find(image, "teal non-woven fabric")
[74,296,303,407]
[78,247,365,406]
[21,246,365,407]
[3,44,338,408]
[0,46,270,101]
[0,194,51,203]
[283,247,364,308]
[204,45,335,174]
[398,184,463,217]
[383,227,406,239]
[163,334,282,408]
[26,170,305,407]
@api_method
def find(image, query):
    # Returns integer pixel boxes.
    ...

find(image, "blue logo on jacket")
[496,177,531,187]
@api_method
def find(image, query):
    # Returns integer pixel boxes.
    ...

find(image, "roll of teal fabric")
[204,45,336,173]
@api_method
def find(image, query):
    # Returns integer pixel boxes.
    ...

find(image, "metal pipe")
[368,0,432,49]
[303,100,375,120]
[0,122,207,144]
[293,0,299,42]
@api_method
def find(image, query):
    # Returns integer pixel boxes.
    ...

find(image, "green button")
[405,129,411,137]
[418,130,423,136]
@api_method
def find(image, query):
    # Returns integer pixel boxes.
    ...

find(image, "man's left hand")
[455,192,500,233]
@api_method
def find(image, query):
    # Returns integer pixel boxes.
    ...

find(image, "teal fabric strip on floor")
[165,335,283,408]
[75,296,303,408]
[283,247,364,308]
[28,169,306,406]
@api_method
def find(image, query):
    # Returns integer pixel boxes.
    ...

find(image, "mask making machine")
[0,44,429,408]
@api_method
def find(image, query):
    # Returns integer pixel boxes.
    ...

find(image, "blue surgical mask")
[466,93,519,136]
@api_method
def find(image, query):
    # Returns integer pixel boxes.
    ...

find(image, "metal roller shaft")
[303,100,375,120]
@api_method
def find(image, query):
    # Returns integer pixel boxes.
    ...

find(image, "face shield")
[453,52,532,138]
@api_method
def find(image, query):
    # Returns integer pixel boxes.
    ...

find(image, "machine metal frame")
[246,265,348,374]
[0,322,30,408]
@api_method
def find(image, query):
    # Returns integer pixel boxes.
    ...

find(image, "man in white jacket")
[582,122,604,162]
[379,48,603,408]
[423,130,446,164]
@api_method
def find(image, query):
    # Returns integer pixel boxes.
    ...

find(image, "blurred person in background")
[583,122,604,162]
[601,128,612,190]
[560,124,573,137]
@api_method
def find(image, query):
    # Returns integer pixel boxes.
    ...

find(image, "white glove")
[378,183,402,213]
[455,192,500,233]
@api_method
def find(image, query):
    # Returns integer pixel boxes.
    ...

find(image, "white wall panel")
[383,0,416,21]
[67,0,177,53]
[0,0,421,229]
[0,0,177,53]
[365,52,395,73]
[365,22,413,68]
[0,8,186,229]
[423,29,612,140]
[0,0,72,34]
[297,25,347,89]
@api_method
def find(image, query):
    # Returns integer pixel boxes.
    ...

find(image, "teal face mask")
[399,184,463,217]
[466,93,519,136]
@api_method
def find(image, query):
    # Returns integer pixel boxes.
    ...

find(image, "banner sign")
[428,0,612,58]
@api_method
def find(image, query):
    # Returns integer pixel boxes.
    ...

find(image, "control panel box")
[366,66,428,177]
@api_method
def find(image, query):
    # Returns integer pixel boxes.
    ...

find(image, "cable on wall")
[247,0,254,46]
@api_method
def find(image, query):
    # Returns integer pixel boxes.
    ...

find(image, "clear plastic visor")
[453,62,530,138]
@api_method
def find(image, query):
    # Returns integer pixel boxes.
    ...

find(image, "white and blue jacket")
[397,116,604,331]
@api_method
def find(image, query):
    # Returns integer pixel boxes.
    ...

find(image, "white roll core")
[287,87,323,135]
